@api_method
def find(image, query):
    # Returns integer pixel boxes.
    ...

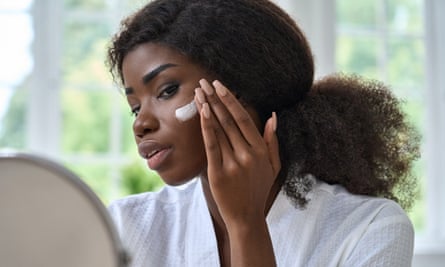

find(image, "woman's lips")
[147,148,172,170]
[138,141,172,170]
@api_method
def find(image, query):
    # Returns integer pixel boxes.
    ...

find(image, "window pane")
[337,0,377,29]
[62,20,111,89]
[120,159,164,197]
[63,0,106,12]
[123,0,148,12]
[61,89,112,154]
[388,38,425,95]
[0,87,28,149]
[387,0,424,33]
[0,4,33,151]
[336,35,380,78]
[64,162,113,204]
[0,14,33,86]
[0,0,33,11]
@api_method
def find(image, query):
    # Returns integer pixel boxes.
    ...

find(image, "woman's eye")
[130,106,140,117]
[158,84,179,99]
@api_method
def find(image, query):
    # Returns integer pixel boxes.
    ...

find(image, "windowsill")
[413,248,445,267]
[414,236,445,255]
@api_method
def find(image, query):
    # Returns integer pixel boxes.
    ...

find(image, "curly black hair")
[107,0,420,210]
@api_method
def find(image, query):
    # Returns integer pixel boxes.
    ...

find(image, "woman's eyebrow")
[142,63,178,85]
[125,63,178,95]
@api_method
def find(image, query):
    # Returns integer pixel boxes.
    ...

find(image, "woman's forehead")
[121,43,197,85]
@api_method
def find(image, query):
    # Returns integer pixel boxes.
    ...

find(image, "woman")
[107,0,420,266]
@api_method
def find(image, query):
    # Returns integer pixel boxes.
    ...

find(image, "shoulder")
[311,180,414,265]
[107,178,200,232]
[311,180,412,226]
[106,179,210,265]
[269,179,414,266]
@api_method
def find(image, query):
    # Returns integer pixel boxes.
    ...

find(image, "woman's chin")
[157,166,206,187]
[160,175,199,187]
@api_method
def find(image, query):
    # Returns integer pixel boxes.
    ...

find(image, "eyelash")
[130,106,140,117]
[129,83,180,117]
[158,83,179,99]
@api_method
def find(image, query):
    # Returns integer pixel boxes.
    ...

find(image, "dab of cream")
[175,100,198,122]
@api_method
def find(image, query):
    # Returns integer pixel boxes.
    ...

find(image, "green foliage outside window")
[0,84,28,149]
[120,160,164,197]
[336,0,426,232]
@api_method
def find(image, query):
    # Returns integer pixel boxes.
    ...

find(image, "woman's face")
[122,43,211,185]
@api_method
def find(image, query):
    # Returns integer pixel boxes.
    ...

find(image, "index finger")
[212,80,263,146]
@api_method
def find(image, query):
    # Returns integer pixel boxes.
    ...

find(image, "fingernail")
[195,88,206,104]
[202,103,210,119]
[199,79,214,95]
[272,112,277,132]
[213,80,227,96]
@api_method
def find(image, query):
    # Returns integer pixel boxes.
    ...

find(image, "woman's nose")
[133,106,159,139]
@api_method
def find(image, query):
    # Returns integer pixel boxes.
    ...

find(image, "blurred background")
[0,0,443,265]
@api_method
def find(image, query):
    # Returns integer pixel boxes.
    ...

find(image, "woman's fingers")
[199,102,222,167]
[212,80,264,147]
[195,79,280,226]
[196,79,280,178]
[195,87,234,167]
[199,79,251,152]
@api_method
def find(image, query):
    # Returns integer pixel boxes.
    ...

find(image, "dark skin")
[122,42,281,267]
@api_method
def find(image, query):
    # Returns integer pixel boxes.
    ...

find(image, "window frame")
[420,0,445,254]
[28,0,62,157]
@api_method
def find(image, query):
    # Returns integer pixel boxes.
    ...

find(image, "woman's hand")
[194,79,280,229]
[195,79,280,266]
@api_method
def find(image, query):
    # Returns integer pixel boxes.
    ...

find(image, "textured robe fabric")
[108,178,414,267]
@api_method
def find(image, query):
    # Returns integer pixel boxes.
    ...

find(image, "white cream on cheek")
[175,100,198,122]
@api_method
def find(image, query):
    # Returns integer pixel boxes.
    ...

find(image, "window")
[0,0,163,205]
[0,1,33,150]
[1,0,444,263]
[275,0,445,263]
[336,0,427,232]
[336,0,445,257]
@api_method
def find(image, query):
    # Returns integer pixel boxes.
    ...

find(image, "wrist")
[225,216,268,239]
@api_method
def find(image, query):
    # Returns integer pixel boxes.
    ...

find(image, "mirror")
[0,152,129,267]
